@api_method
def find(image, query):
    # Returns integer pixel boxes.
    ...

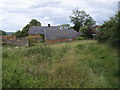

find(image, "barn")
[28,24,80,43]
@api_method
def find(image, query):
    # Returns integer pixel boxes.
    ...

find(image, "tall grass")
[2,40,118,88]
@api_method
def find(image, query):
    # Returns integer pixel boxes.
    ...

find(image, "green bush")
[76,36,85,40]
[97,11,120,48]
[0,30,6,36]
[79,26,93,39]
[28,37,35,46]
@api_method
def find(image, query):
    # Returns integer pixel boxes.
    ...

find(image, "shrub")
[76,36,85,40]
[27,37,35,46]
[79,26,93,39]
[97,11,120,48]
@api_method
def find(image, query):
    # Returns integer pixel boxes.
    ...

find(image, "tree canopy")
[29,19,41,26]
[14,19,41,38]
[0,30,6,36]
[70,10,96,32]
[79,27,92,39]
[97,11,120,48]
[58,24,70,29]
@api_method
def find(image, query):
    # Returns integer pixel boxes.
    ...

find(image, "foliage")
[0,30,6,36]
[97,11,120,48]
[70,10,96,32]
[20,24,31,37]
[13,30,21,38]
[40,34,44,40]
[79,26,94,39]
[14,19,41,38]
[75,36,85,40]
[29,19,41,26]
[58,24,70,29]
[2,40,118,88]
[27,36,35,46]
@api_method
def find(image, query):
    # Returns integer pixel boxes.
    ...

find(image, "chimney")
[48,24,50,27]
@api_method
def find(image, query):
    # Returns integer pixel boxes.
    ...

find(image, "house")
[28,24,80,43]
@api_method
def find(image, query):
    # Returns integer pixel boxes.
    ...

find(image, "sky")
[0,0,119,32]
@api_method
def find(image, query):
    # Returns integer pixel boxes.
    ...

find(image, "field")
[2,40,119,88]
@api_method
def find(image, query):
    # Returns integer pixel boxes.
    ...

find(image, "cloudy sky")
[0,0,119,32]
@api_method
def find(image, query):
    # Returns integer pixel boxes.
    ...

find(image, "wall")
[3,38,29,46]
[1,36,16,40]
[45,39,73,44]
[28,34,43,42]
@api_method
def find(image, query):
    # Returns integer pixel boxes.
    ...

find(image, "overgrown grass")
[2,40,118,88]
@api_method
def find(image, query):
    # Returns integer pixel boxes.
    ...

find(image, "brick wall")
[45,39,73,44]
[3,38,29,46]
[28,34,43,42]
[28,34,43,38]
[1,36,16,40]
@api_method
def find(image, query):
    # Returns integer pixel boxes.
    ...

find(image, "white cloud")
[0,0,118,32]
[39,17,55,26]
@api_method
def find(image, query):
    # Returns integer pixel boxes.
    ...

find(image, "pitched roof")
[44,29,79,40]
[28,26,80,40]
[28,26,59,34]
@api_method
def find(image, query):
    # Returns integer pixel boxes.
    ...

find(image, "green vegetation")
[2,40,118,88]
[0,45,2,89]
[97,11,120,48]
[70,10,96,32]
[29,19,41,26]
[0,30,6,36]
[75,36,85,40]
[13,19,41,38]
[58,24,70,29]
[79,26,92,39]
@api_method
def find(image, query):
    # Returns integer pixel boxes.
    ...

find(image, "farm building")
[28,24,80,43]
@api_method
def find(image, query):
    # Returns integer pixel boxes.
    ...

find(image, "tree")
[79,26,94,39]
[20,24,31,37]
[97,11,120,48]
[0,30,6,36]
[14,19,41,38]
[29,19,41,26]
[58,24,70,29]
[13,30,21,38]
[70,10,96,32]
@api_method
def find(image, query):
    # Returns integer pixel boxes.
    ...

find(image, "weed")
[2,40,118,88]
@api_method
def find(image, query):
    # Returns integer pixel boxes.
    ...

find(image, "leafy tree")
[13,30,21,38]
[0,30,6,36]
[29,19,41,26]
[70,10,96,32]
[20,24,31,37]
[97,11,120,48]
[58,24,70,29]
[14,19,41,38]
[79,26,94,39]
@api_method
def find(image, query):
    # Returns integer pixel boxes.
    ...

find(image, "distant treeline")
[0,30,15,35]
[6,32,15,35]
